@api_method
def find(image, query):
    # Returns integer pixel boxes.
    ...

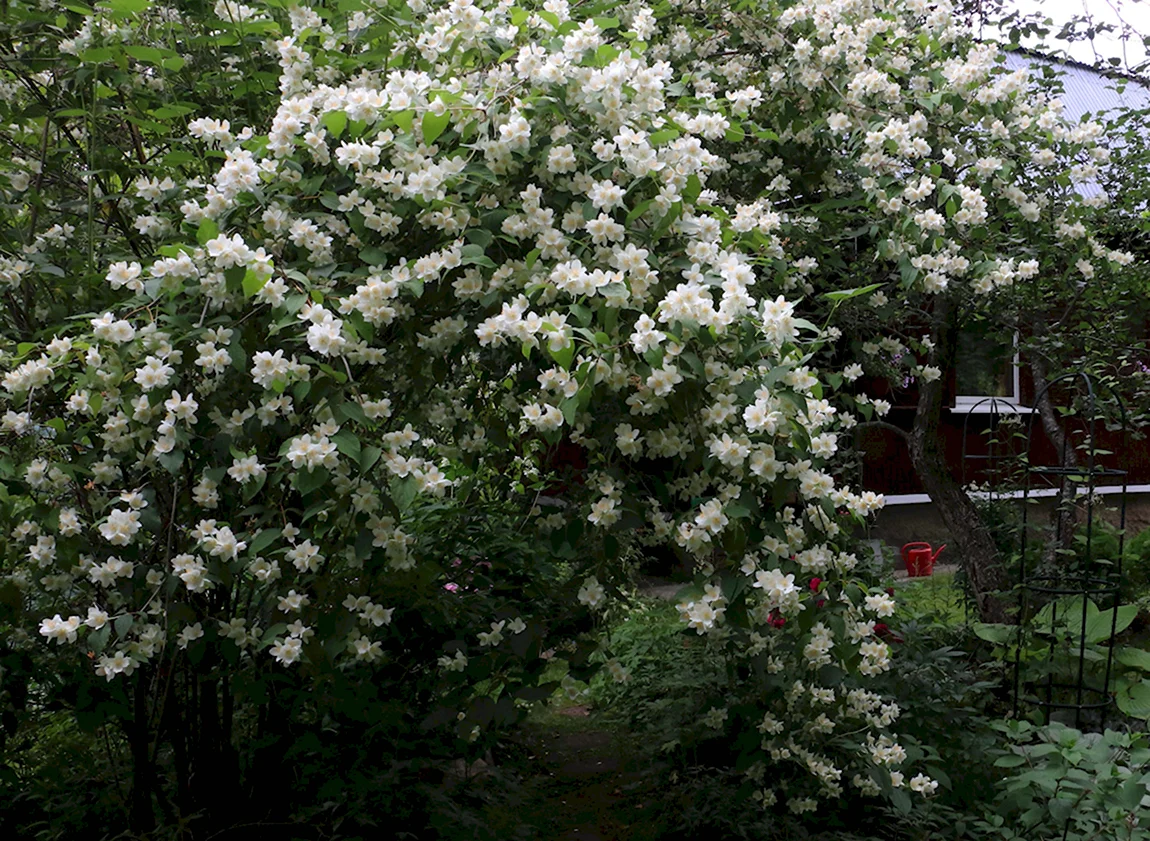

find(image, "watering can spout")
[931,544,946,563]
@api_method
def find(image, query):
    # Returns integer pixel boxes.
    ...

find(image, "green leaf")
[391,476,418,512]
[1085,604,1138,643]
[422,110,451,145]
[684,174,702,203]
[242,270,268,297]
[103,0,151,15]
[359,446,383,473]
[1117,773,1150,811]
[197,218,219,245]
[335,400,366,425]
[113,614,133,639]
[724,121,746,143]
[224,265,246,294]
[1047,798,1074,823]
[123,45,165,65]
[648,128,680,145]
[994,754,1028,767]
[293,467,329,496]
[548,342,575,371]
[1116,647,1150,671]
[322,110,348,139]
[823,283,883,303]
[560,397,578,426]
[973,623,1017,645]
[90,625,111,653]
[1117,680,1150,719]
[393,109,414,134]
[360,247,388,265]
[248,529,279,556]
[595,43,620,64]
[332,430,361,462]
[158,450,184,473]
[79,46,118,63]
[460,243,495,268]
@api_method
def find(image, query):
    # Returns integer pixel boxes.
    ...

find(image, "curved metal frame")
[1011,372,1128,729]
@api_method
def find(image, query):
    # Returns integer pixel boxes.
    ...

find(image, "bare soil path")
[515,705,663,841]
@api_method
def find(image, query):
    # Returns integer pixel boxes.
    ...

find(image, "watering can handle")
[931,544,946,562]
[902,542,930,553]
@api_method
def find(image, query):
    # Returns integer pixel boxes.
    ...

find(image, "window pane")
[955,321,1012,398]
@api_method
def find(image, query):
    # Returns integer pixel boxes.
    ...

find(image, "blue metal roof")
[1002,50,1150,203]
[1003,50,1150,120]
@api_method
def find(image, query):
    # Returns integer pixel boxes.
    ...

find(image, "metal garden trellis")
[1011,372,1128,730]
[959,396,1029,626]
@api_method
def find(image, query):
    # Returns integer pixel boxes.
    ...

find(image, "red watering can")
[901,542,945,577]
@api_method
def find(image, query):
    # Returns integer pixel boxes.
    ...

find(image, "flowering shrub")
[0,0,1139,831]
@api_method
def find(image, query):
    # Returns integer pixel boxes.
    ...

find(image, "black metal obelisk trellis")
[1012,372,1128,730]
[961,397,1026,625]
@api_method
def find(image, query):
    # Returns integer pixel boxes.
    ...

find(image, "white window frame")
[951,330,1032,414]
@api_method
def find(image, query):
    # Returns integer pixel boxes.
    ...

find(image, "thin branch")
[855,419,911,442]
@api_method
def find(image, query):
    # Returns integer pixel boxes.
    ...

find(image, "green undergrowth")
[896,571,971,626]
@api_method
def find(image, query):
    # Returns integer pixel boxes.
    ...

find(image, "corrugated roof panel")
[1001,51,1150,202]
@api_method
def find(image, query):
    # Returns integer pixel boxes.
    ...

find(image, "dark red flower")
[873,623,904,644]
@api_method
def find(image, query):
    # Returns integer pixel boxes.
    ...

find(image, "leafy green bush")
[1120,524,1150,600]
[975,721,1150,841]
[590,597,724,751]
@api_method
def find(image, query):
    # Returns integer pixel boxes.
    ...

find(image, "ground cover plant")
[1,0,1150,838]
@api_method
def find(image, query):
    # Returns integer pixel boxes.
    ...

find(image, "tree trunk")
[906,296,1013,624]
[1029,350,1080,575]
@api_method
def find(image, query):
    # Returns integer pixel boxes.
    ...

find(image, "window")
[952,320,1030,413]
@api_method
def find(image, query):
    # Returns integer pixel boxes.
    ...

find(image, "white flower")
[84,606,109,630]
[270,637,303,665]
[286,433,339,471]
[228,455,266,484]
[99,509,142,546]
[864,592,896,617]
[478,620,506,647]
[177,623,204,649]
[578,576,606,609]
[352,637,383,661]
[96,650,138,680]
[39,614,81,644]
[753,569,798,604]
[909,773,938,795]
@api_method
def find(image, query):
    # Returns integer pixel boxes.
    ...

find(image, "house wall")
[857,359,1150,496]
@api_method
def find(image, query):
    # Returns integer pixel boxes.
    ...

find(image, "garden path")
[518,704,661,841]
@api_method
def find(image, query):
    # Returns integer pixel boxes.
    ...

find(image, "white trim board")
[880,484,1150,506]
